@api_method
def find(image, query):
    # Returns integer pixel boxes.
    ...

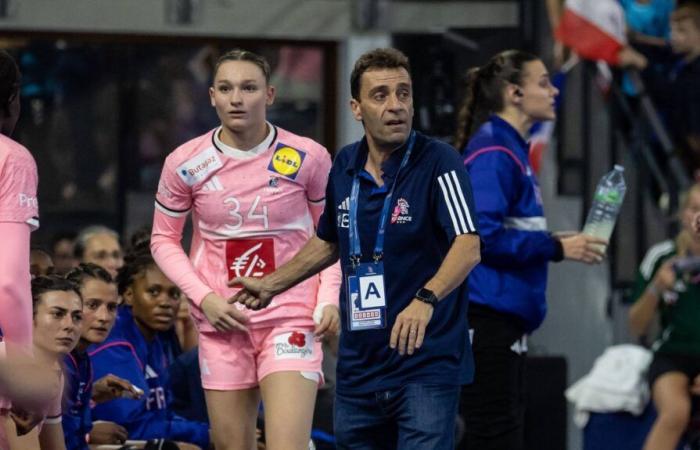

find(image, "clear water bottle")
[583,165,627,251]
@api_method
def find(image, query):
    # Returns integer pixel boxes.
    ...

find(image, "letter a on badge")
[365,282,381,300]
[359,275,386,309]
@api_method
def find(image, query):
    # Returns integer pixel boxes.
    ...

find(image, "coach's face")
[351,67,414,152]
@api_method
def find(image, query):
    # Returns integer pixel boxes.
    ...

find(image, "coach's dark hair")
[31,275,82,314]
[116,239,156,296]
[0,50,19,117]
[350,48,411,101]
[213,49,271,84]
[65,263,114,288]
[453,50,539,151]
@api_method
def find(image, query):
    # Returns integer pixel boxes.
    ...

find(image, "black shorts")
[648,352,700,387]
[458,303,527,450]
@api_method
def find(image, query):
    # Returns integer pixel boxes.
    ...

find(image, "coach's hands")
[201,292,248,332]
[229,277,275,311]
[390,299,434,356]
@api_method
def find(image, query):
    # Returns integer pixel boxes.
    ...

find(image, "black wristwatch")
[415,288,438,306]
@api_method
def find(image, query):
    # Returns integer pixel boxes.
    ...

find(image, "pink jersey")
[0,135,38,410]
[0,134,39,230]
[152,125,340,332]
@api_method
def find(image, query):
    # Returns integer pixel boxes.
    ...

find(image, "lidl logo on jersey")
[337,196,350,228]
[268,143,306,180]
[274,331,313,360]
[176,147,223,186]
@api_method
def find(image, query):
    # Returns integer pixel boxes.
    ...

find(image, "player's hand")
[0,353,59,411]
[560,234,607,264]
[314,304,340,340]
[229,277,275,311]
[92,374,143,404]
[201,292,249,332]
[390,299,434,356]
[652,259,677,292]
[89,420,128,445]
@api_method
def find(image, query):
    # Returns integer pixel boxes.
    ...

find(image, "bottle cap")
[614,164,624,172]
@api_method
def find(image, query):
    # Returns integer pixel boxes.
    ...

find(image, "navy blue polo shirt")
[317,130,479,394]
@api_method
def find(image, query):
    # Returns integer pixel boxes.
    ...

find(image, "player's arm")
[232,236,339,310]
[0,222,32,353]
[38,422,66,450]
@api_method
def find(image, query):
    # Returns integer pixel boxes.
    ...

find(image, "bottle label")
[594,187,622,205]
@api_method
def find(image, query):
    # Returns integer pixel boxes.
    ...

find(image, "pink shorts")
[199,324,324,390]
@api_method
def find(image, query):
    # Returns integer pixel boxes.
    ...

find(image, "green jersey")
[633,240,700,355]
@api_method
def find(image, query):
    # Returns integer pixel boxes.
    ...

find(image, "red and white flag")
[555,0,627,65]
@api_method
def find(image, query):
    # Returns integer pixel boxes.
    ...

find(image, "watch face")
[417,288,437,304]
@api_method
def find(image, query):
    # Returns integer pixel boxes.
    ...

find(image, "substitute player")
[151,48,340,450]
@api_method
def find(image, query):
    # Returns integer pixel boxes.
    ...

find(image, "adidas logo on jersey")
[337,197,350,229]
[145,364,158,379]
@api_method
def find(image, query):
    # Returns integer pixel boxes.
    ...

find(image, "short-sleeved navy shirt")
[317,131,479,394]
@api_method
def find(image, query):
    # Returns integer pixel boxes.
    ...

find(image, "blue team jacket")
[62,350,92,450]
[463,115,562,332]
[89,306,209,448]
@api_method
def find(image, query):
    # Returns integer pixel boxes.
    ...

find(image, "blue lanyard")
[348,131,416,266]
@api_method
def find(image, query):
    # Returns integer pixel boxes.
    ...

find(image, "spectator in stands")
[629,183,700,450]
[51,231,78,276]
[74,225,123,279]
[1,276,82,449]
[63,263,142,449]
[546,0,649,69]
[623,0,676,48]
[89,241,210,449]
[666,2,700,177]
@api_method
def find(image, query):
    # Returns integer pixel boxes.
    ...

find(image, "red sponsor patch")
[226,238,276,284]
[288,331,306,347]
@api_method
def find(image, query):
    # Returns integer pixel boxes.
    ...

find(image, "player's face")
[1,67,20,137]
[125,265,182,339]
[30,250,54,278]
[210,60,275,135]
[79,278,119,344]
[33,290,82,357]
[83,233,123,279]
[515,60,559,122]
[682,189,700,237]
[351,67,414,151]
[53,238,78,275]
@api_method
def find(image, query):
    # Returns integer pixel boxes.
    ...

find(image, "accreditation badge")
[346,262,387,331]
